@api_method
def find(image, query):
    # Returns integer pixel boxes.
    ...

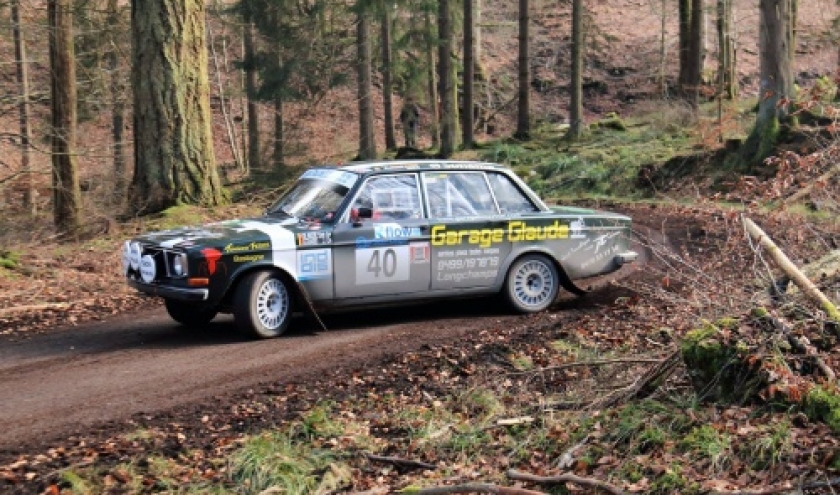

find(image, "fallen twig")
[507,469,626,495]
[555,434,590,469]
[587,349,681,410]
[363,453,436,471]
[506,357,666,376]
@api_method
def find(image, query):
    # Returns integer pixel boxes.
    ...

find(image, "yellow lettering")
[431,225,447,246]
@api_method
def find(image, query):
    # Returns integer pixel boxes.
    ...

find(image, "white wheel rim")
[513,260,555,308]
[256,279,289,330]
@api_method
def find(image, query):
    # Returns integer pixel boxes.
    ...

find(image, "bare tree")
[11,0,34,214]
[438,0,458,156]
[717,0,736,100]
[356,6,377,160]
[425,9,440,148]
[105,0,128,200]
[130,0,225,213]
[462,0,475,149]
[742,0,793,165]
[685,0,705,107]
[242,0,261,171]
[48,0,82,234]
[515,0,530,139]
[565,0,585,140]
[381,2,397,151]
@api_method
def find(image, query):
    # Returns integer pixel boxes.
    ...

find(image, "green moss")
[804,386,840,433]
[0,250,20,270]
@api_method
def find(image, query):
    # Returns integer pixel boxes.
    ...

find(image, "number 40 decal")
[355,246,410,285]
[367,248,398,278]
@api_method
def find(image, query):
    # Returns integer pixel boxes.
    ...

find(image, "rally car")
[122,160,637,338]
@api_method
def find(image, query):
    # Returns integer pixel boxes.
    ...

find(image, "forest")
[2,0,840,494]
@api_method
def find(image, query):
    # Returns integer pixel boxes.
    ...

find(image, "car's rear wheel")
[164,299,218,328]
[504,254,560,313]
[233,271,292,338]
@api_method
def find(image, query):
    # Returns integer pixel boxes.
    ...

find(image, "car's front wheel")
[504,254,560,313]
[164,299,218,328]
[233,271,292,338]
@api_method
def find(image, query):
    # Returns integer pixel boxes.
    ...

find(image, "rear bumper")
[127,278,209,301]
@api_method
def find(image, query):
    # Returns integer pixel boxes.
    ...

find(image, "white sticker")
[570,217,586,239]
[129,242,142,270]
[355,245,410,285]
[139,254,156,283]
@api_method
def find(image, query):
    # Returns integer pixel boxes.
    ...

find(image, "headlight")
[172,253,187,277]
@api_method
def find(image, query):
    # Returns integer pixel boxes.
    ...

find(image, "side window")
[487,172,539,214]
[350,175,422,221]
[424,172,498,219]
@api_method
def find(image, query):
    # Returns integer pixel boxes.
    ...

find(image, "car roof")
[337,159,508,175]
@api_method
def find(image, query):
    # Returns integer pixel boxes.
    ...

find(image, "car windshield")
[267,169,359,222]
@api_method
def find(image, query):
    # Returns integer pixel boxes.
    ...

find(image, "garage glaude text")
[431,220,571,249]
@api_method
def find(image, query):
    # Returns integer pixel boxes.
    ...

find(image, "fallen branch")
[555,434,590,469]
[782,163,840,206]
[410,483,547,494]
[753,309,836,381]
[743,216,840,321]
[363,453,436,471]
[507,469,626,495]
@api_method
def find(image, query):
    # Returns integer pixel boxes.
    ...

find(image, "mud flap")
[557,266,589,297]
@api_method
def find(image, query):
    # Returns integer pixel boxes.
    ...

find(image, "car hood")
[133,217,303,253]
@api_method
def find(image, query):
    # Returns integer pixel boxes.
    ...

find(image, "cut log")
[743,217,840,321]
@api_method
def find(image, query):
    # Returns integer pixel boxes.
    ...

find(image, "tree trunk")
[243,0,261,171]
[685,0,704,108]
[106,0,127,202]
[717,0,736,99]
[356,7,377,160]
[678,0,691,87]
[515,0,530,140]
[438,0,457,157]
[48,0,82,234]
[566,0,584,140]
[12,0,34,215]
[130,0,224,214]
[742,0,793,166]
[462,0,475,148]
[381,4,397,151]
[425,10,440,148]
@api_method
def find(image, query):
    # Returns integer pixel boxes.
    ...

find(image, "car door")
[332,173,431,299]
[424,171,512,290]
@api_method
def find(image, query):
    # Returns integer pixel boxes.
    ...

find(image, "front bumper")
[127,278,209,301]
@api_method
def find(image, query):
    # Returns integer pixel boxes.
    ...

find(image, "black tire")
[503,254,560,313]
[233,271,292,339]
[164,299,218,328]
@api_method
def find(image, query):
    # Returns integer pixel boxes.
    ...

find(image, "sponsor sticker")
[297,231,332,246]
[410,242,430,264]
[224,241,271,253]
[297,249,331,280]
[374,223,422,239]
[431,220,571,248]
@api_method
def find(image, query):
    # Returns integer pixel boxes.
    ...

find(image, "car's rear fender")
[497,246,583,296]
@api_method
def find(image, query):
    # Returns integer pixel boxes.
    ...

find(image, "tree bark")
[381,4,397,151]
[515,0,530,140]
[462,0,475,148]
[11,0,34,214]
[717,0,736,100]
[566,0,584,140]
[130,0,224,214]
[438,0,457,156]
[742,0,793,166]
[48,0,82,234]
[685,0,704,108]
[273,88,285,171]
[678,0,691,87]
[356,7,377,160]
